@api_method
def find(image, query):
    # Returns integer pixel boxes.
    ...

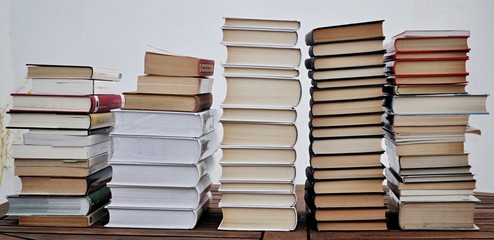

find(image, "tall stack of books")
[304,21,388,231]
[105,51,220,229]
[6,64,122,227]
[218,17,301,231]
[383,30,488,230]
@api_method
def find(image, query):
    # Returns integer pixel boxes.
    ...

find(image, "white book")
[108,175,212,209]
[31,79,120,95]
[12,140,111,159]
[219,206,297,231]
[110,129,220,164]
[23,132,110,147]
[105,192,210,229]
[109,151,218,187]
[219,192,296,208]
[111,109,220,138]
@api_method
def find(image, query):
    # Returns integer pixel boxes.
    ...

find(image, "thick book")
[388,75,468,85]
[312,76,387,89]
[27,64,121,81]
[311,98,383,116]
[110,130,220,165]
[223,17,300,31]
[310,207,387,222]
[123,92,212,112]
[111,109,220,138]
[383,113,469,127]
[305,191,385,208]
[305,179,384,195]
[20,166,112,196]
[219,192,296,208]
[221,146,296,165]
[385,59,468,76]
[310,112,383,128]
[385,30,470,54]
[310,125,383,139]
[385,94,488,115]
[109,152,217,188]
[305,53,384,70]
[144,51,214,77]
[7,186,110,216]
[311,85,384,102]
[306,166,383,181]
[313,219,387,231]
[137,75,213,95]
[226,45,301,68]
[223,64,299,78]
[10,94,123,113]
[219,206,297,231]
[8,112,114,130]
[18,205,108,227]
[221,121,297,147]
[13,140,111,159]
[309,37,385,57]
[219,181,295,194]
[387,153,470,173]
[221,106,296,123]
[32,79,120,95]
[310,152,383,169]
[22,132,110,147]
[220,165,295,182]
[383,84,466,95]
[14,153,109,177]
[311,137,383,155]
[108,175,212,209]
[305,20,384,45]
[384,51,469,61]
[223,76,301,107]
[105,192,210,229]
[27,127,112,136]
[309,66,385,81]
[222,27,298,47]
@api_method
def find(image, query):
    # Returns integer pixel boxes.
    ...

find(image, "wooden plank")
[0,233,26,240]
[310,231,494,239]
[0,202,8,218]
[5,233,257,240]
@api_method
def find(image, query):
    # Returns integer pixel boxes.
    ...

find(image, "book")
[314,220,387,231]
[223,17,300,31]
[384,51,469,61]
[221,106,296,123]
[219,192,296,207]
[305,20,384,45]
[222,28,298,46]
[28,127,112,136]
[12,140,111,159]
[221,121,297,147]
[223,64,299,78]
[383,84,466,95]
[310,113,383,127]
[22,132,110,146]
[225,45,301,68]
[223,77,301,107]
[384,94,488,115]
[384,113,469,127]
[313,76,387,89]
[137,75,213,95]
[306,192,385,208]
[8,112,114,130]
[219,182,295,194]
[10,94,123,113]
[311,207,387,221]
[106,192,210,229]
[31,79,120,95]
[385,138,464,156]
[385,30,470,53]
[111,109,220,138]
[14,153,109,178]
[305,53,384,70]
[387,190,478,230]
[385,59,468,76]
[306,166,383,180]
[396,173,474,184]
[7,186,110,216]
[311,85,384,102]
[388,153,469,171]
[27,64,121,81]
[311,137,383,155]
[18,205,108,227]
[218,206,297,231]
[20,166,112,195]
[309,37,385,57]
[305,179,384,194]
[311,125,383,139]
[385,125,474,136]
[221,146,296,165]
[110,130,220,164]
[310,153,383,169]
[309,65,385,81]
[123,92,212,112]
[393,166,472,176]
[388,75,468,85]
[221,165,295,182]
[109,153,217,188]
[311,98,383,116]
[108,175,212,209]
[144,51,214,77]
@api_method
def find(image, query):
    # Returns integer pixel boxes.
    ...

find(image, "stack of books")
[383,30,488,230]
[218,17,301,231]
[6,64,122,227]
[105,51,220,229]
[304,21,388,231]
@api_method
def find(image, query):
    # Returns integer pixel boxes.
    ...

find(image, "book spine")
[85,186,111,213]
[308,70,315,80]
[89,112,114,129]
[89,95,123,113]
[308,45,315,57]
[305,58,316,70]
[198,59,215,76]
[194,93,213,112]
[86,166,112,195]
[91,67,122,81]
[305,30,315,46]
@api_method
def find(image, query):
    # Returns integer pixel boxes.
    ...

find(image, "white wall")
[4,0,494,195]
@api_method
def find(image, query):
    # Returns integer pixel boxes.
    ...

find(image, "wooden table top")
[1,185,493,240]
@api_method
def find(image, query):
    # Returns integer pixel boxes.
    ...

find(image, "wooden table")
[1,186,493,239]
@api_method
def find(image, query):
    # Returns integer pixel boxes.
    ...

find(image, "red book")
[10,93,123,113]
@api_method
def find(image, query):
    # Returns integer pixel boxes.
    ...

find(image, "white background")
[1,0,494,200]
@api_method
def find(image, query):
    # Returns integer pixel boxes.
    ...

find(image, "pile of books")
[6,64,122,227]
[218,17,301,231]
[383,30,488,230]
[105,51,220,229]
[304,21,388,231]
